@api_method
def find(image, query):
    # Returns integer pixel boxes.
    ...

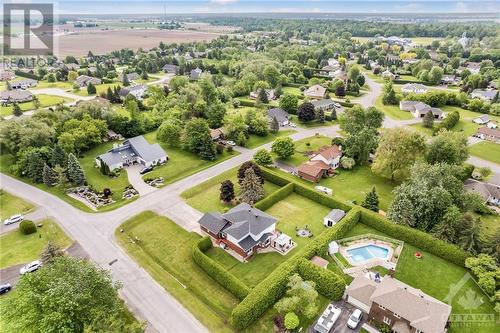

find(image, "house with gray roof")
[0,90,34,104]
[323,209,346,227]
[399,101,444,119]
[197,203,278,260]
[471,89,498,102]
[345,275,451,333]
[75,75,101,87]
[119,84,148,100]
[96,135,168,171]
[190,68,203,80]
[464,179,500,207]
[311,99,338,112]
[267,108,290,126]
[118,72,140,82]
[400,83,428,94]
[162,64,179,74]
[10,78,37,90]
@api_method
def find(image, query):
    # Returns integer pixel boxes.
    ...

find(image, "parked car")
[3,214,24,225]
[347,309,363,329]
[139,166,153,175]
[225,140,236,146]
[0,283,12,295]
[20,260,42,275]
[289,122,297,128]
[315,185,333,196]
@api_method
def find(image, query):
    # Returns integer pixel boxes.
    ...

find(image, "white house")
[401,83,428,94]
[323,209,346,227]
[310,145,343,169]
[119,84,148,100]
[473,114,490,125]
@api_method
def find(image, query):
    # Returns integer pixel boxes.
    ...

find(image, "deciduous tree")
[272,137,295,160]
[253,149,273,166]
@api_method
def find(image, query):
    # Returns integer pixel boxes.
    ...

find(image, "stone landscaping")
[145,177,164,187]
[122,186,139,200]
[67,186,115,208]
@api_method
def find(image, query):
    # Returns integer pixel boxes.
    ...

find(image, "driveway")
[309,300,366,333]
[126,165,157,196]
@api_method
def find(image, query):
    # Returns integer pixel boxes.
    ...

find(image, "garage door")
[347,296,370,313]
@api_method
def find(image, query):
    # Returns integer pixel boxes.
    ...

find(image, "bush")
[261,168,291,187]
[255,183,294,211]
[434,110,459,133]
[297,258,345,299]
[294,182,352,212]
[192,237,250,300]
[284,312,300,330]
[359,208,469,266]
[19,220,37,235]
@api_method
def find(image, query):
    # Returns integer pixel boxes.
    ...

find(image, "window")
[379,305,386,310]
[383,316,391,325]
[393,312,401,319]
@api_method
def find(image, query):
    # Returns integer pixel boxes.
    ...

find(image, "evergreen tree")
[219,180,235,203]
[87,82,96,95]
[12,103,23,117]
[270,116,280,133]
[43,164,58,187]
[423,110,434,128]
[237,161,264,184]
[106,87,114,102]
[361,187,379,212]
[240,168,264,204]
[331,107,337,120]
[51,144,68,167]
[141,71,149,80]
[257,88,269,104]
[40,242,64,265]
[53,165,68,185]
[317,108,325,123]
[67,153,86,186]
[122,73,130,87]
[382,81,398,105]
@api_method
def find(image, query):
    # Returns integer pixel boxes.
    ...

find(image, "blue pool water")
[346,245,389,263]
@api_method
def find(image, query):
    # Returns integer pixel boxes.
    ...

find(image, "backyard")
[246,129,296,149]
[284,135,334,166]
[0,219,72,268]
[0,190,34,221]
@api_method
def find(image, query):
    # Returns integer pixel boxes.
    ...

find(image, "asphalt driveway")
[126,165,157,196]
[309,300,366,333]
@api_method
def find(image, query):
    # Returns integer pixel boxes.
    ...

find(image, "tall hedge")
[261,168,292,187]
[293,182,353,212]
[192,237,251,300]
[255,183,294,211]
[359,209,469,266]
[297,258,345,300]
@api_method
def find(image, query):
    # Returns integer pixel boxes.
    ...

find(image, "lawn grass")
[289,115,336,129]
[142,131,240,186]
[73,82,122,96]
[115,211,238,333]
[374,95,414,120]
[0,190,34,221]
[32,81,74,90]
[181,167,281,213]
[468,141,500,164]
[245,130,296,149]
[0,219,72,268]
[344,223,496,333]
[0,94,73,117]
[285,135,333,166]
[282,86,303,98]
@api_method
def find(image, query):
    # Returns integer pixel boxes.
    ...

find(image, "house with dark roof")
[162,64,180,74]
[473,114,490,125]
[75,75,101,87]
[471,89,498,102]
[0,90,34,104]
[197,203,278,260]
[399,101,444,119]
[267,108,290,126]
[474,127,500,143]
[464,179,500,207]
[96,135,168,171]
[297,145,342,182]
[345,275,451,333]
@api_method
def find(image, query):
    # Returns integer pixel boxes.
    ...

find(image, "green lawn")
[344,223,496,333]
[182,167,281,213]
[73,82,122,96]
[374,95,414,120]
[246,130,296,149]
[32,81,74,90]
[0,190,34,221]
[0,219,72,268]
[115,211,238,333]
[468,141,500,164]
[285,135,333,166]
[282,86,303,98]
[142,131,239,185]
[0,94,73,117]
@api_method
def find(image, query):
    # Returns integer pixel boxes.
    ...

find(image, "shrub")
[284,312,300,330]
[19,220,37,235]
[297,258,346,299]
[359,208,469,266]
[340,156,355,170]
[261,168,291,187]
[192,237,250,300]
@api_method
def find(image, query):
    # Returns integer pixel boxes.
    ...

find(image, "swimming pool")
[346,244,389,263]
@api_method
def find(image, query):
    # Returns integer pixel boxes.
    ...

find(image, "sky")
[3,0,500,15]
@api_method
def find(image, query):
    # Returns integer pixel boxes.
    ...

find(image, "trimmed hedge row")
[255,183,294,211]
[261,168,292,187]
[230,208,360,329]
[192,237,251,301]
[237,99,256,107]
[14,70,41,80]
[293,182,353,212]
[359,209,469,267]
[297,258,345,300]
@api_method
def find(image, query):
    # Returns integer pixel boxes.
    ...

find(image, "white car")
[289,123,297,128]
[315,185,332,196]
[346,309,363,329]
[20,260,42,275]
[3,214,24,225]
[225,140,236,146]
[334,102,342,108]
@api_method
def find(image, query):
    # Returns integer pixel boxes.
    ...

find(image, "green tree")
[1,256,144,333]
[284,312,300,330]
[87,82,97,95]
[458,213,483,255]
[122,73,130,87]
[422,110,434,128]
[40,242,64,265]
[67,153,86,186]
[219,180,235,203]
[51,143,68,167]
[53,165,68,185]
[182,118,216,160]
[157,119,182,147]
[257,88,269,104]
[43,164,58,187]
[245,109,268,136]
[339,106,384,165]
[279,94,298,114]
[382,81,398,105]
[427,66,444,85]
[13,103,23,117]
[372,128,426,181]
[426,130,468,165]
[205,101,227,128]
[240,168,264,204]
[32,97,41,110]
[361,187,379,212]
[237,161,264,184]
[272,137,295,160]
[253,149,273,166]
[432,205,462,244]
[274,274,319,319]
[270,116,280,134]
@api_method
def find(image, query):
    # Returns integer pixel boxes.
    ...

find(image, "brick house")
[345,275,451,333]
[197,203,278,260]
[297,145,342,182]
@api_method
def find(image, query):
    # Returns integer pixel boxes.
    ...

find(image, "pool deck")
[339,238,401,272]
